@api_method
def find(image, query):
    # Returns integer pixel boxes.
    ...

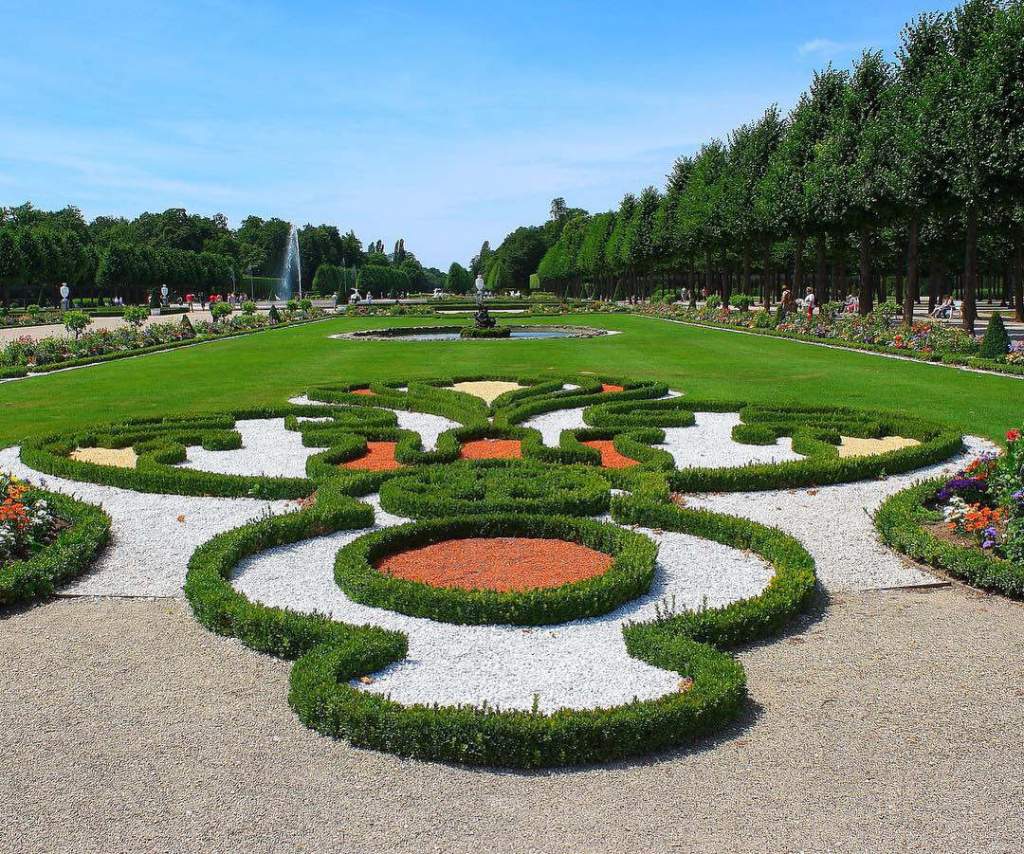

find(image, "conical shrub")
[979,312,1011,359]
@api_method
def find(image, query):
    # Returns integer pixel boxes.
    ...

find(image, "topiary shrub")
[241,300,256,315]
[459,326,511,338]
[979,312,1011,360]
[729,294,755,312]
[268,304,281,323]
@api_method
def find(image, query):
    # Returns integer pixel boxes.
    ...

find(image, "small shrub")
[210,301,234,323]
[729,294,755,312]
[241,300,256,315]
[62,310,91,340]
[122,305,148,328]
[979,313,1010,360]
[268,304,281,322]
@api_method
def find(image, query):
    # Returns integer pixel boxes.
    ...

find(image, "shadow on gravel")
[438,586,834,779]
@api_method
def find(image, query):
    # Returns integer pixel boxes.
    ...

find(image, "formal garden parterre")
[5,370,1020,767]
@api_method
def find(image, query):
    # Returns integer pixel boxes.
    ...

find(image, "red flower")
[1008,429,1021,442]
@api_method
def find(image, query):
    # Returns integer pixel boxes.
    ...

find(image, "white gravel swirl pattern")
[288,395,457,450]
[662,412,804,469]
[180,418,321,478]
[231,502,773,711]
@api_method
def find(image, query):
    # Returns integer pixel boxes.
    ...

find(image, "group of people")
[778,286,817,320]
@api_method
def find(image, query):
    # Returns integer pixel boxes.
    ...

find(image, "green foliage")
[210,301,233,322]
[459,325,511,338]
[876,480,1024,598]
[378,461,611,518]
[335,514,658,626]
[979,312,1010,359]
[0,490,110,607]
[356,265,410,298]
[62,310,91,339]
[241,300,256,315]
[121,304,148,328]
[729,294,756,311]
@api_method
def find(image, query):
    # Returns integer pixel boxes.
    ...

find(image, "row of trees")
[468,198,587,292]
[535,0,1024,331]
[0,203,447,305]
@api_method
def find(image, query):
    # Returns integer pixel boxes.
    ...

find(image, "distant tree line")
[533,0,1024,331]
[0,204,446,305]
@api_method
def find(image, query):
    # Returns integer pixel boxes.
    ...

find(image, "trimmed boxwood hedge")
[184,477,816,767]
[459,326,511,338]
[378,460,611,518]
[0,490,110,607]
[875,479,1024,598]
[334,513,657,625]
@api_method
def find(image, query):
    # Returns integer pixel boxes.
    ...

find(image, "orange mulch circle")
[458,439,523,460]
[341,441,403,471]
[600,383,625,393]
[375,537,614,592]
[582,439,639,469]
[351,388,376,396]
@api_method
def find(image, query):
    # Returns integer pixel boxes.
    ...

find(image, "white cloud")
[797,38,858,59]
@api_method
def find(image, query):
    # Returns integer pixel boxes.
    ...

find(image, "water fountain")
[278,225,302,301]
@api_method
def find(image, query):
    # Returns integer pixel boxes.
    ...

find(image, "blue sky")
[0,0,954,268]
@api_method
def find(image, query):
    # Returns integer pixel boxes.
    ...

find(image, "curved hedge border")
[875,479,1024,598]
[184,480,816,767]
[334,513,656,626]
[378,460,611,518]
[0,490,110,607]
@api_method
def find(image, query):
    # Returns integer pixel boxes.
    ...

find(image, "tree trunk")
[815,235,828,305]
[834,236,848,302]
[858,224,873,315]
[794,233,806,294]
[1014,232,1024,324]
[705,251,713,296]
[963,206,978,335]
[762,243,772,310]
[904,215,919,326]
[742,245,752,295]
[721,253,731,303]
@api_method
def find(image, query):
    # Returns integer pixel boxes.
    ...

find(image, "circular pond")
[333,325,609,342]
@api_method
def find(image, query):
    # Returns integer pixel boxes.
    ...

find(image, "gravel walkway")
[288,395,459,450]
[181,418,321,479]
[0,446,295,598]
[688,435,997,590]
[2,588,1022,853]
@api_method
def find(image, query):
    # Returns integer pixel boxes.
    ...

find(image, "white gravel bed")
[287,395,458,450]
[521,407,588,446]
[0,446,296,598]
[661,412,804,469]
[231,499,772,712]
[686,435,998,591]
[180,418,323,479]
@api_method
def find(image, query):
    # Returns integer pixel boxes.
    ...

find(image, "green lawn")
[1,313,1019,447]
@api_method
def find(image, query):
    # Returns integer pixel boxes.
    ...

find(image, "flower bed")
[0,308,326,378]
[876,428,1024,596]
[459,326,511,338]
[639,300,1024,378]
[0,476,110,607]
[335,514,658,625]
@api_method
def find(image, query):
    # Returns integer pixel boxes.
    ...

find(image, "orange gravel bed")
[581,439,639,469]
[600,383,625,393]
[375,537,613,591]
[350,388,376,396]
[341,441,403,471]
[458,439,523,460]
